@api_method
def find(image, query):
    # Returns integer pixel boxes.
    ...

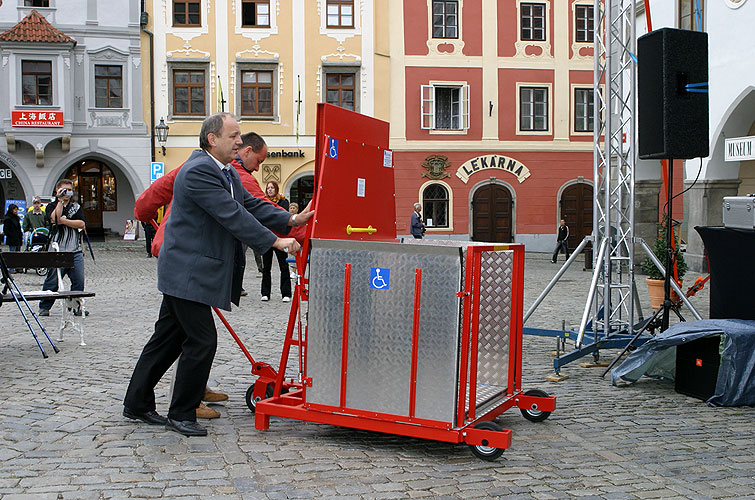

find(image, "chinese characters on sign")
[11,110,64,128]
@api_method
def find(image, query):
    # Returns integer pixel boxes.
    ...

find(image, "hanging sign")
[455,154,531,184]
[12,110,64,127]
[725,136,755,162]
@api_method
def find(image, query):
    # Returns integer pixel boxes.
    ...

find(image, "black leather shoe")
[123,407,168,425]
[165,418,207,436]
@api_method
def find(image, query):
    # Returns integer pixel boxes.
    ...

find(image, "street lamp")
[155,118,169,155]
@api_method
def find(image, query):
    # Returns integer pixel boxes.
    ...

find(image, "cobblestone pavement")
[1,244,753,500]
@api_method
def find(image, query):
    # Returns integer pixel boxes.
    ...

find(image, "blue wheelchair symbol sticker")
[370,267,390,290]
[328,138,339,159]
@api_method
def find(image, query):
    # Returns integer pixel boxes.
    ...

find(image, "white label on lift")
[383,149,393,167]
[357,178,366,197]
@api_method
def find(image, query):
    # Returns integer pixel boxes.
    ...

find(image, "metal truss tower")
[576,0,637,348]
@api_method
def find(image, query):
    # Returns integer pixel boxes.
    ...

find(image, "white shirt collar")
[206,150,230,171]
[206,150,233,197]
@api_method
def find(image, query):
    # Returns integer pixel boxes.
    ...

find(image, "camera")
[57,188,73,197]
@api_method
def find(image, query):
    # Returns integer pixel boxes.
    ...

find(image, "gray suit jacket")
[157,149,292,310]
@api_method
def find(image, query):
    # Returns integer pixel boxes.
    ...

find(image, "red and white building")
[389,0,600,251]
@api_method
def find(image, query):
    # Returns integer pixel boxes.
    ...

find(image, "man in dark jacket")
[551,219,570,263]
[410,203,426,239]
[123,113,313,437]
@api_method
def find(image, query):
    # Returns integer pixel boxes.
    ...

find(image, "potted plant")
[641,217,688,309]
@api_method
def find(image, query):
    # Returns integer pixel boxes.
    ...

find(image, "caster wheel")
[468,421,505,461]
[245,382,274,413]
[520,389,552,422]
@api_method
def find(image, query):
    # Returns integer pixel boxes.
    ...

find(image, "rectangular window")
[521,3,546,41]
[420,84,470,131]
[24,0,50,6]
[94,65,123,109]
[241,70,273,116]
[520,87,548,131]
[432,0,458,39]
[22,60,52,106]
[679,0,704,31]
[325,73,355,111]
[173,69,205,116]
[326,0,354,28]
[575,5,594,43]
[242,0,270,27]
[574,88,593,132]
[173,0,201,27]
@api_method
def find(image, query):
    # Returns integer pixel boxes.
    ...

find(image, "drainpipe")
[140,7,155,163]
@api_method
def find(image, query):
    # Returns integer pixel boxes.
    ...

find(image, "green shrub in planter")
[641,217,687,281]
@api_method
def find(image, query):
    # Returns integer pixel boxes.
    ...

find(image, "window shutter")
[462,84,470,130]
[421,85,434,129]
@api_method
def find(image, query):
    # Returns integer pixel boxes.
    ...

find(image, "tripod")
[0,252,59,358]
[602,159,687,376]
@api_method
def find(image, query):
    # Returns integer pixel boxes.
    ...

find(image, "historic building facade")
[142,0,388,209]
[0,0,149,237]
[389,0,599,251]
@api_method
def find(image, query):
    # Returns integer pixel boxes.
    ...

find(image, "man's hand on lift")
[273,237,301,256]
[289,206,315,227]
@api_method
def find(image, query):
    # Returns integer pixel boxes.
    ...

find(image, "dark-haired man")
[123,113,314,437]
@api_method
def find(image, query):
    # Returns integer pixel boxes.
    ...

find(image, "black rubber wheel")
[245,383,274,413]
[36,267,46,276]
[468,421,505,461]
[520,389,552,422]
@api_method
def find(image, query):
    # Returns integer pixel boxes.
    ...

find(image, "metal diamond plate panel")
[306,239,463,422]
[403,240,516,415]
[476,251,513,392]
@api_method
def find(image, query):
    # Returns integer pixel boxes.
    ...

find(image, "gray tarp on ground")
[611,319,755,406]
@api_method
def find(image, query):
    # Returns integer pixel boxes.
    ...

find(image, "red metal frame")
[251,105,555,455]
[254,242,555,452]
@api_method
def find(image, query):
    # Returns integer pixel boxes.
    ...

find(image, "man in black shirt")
[551,219,570,263]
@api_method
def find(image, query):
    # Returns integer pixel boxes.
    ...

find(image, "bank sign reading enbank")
[456,154,531,184]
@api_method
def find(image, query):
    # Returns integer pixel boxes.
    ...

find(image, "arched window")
[422,183,449,228]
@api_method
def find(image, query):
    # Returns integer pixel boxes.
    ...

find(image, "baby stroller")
[25,227,50,276]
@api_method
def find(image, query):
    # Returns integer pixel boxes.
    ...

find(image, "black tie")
[222,168,232,186]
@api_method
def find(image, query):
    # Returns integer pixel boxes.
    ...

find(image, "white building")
[0,0,149,237]
[638,0,755,272]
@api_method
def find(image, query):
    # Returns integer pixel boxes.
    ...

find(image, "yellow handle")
[346,225,377,235]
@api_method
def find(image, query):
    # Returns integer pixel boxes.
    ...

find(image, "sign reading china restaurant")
[455,154,531,184]
[12,110,63,128]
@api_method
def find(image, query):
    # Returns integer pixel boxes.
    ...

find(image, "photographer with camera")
[38,179,87,317]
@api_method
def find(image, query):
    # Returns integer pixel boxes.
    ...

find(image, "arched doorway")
[289,174,314,210]
[560,182,593,251]
[62,160,117,234]
[472,184,513,242]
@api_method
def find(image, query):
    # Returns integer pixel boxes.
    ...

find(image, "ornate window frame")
[418,180,454,231]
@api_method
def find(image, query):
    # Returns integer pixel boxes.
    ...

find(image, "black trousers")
[261,248,291,298]
[124,294,217,421]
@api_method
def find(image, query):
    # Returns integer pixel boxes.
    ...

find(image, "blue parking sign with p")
[328,138,338,159]
[151,162,164,184]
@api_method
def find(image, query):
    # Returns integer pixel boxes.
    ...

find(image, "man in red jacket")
[134,132,306,258]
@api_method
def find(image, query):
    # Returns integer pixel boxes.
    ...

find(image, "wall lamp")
[155,118,169,155]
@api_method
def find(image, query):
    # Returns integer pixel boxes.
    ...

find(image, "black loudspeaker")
[675,335,721,401]
[638,28,709,160]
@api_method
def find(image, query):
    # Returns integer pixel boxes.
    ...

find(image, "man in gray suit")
[123,113,313,436]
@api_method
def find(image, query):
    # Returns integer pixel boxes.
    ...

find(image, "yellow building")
[140,0,389,207]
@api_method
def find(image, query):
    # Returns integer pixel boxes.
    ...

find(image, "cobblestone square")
[1,244,752,499]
